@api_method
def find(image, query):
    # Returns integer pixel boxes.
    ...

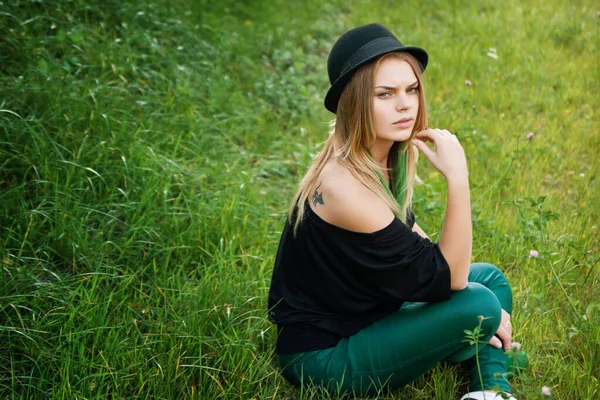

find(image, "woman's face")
[372,57,419,143]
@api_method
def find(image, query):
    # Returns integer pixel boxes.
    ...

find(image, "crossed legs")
[279,263,513,396]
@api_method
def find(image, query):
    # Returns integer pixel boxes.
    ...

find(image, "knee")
[470,262,513,315]
[471,262,506,281]
[454,283,502,339]
[471,263,512,292]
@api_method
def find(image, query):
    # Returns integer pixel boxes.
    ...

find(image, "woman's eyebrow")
[374,81,419,90]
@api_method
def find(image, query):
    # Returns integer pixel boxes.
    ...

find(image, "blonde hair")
[289,52,428,234]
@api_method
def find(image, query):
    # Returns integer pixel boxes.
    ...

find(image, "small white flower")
[541,386,552,396]
[136,11,145,16]
[580,173,585,177]
[177,45,184,50]
[529,250,539,258]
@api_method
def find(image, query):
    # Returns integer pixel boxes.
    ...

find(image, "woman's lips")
[393,118,413,128]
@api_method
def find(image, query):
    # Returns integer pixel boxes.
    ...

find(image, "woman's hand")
[412,129,469,182]
[489,309,512,351]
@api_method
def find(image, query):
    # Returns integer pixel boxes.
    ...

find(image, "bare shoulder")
[308,159,395,233]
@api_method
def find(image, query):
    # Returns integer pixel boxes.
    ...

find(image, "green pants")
[278,263,512,396]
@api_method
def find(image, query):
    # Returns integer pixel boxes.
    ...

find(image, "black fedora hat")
[324,23,428,114]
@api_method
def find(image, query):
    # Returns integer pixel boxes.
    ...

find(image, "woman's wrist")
[446,174,470,189]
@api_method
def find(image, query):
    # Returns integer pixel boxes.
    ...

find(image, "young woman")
[268,23,517,400]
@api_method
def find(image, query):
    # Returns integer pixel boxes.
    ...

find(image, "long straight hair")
[289,52,428,234]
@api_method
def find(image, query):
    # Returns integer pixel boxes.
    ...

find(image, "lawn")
[0,0,598,398]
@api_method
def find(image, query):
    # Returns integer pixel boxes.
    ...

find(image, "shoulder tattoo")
[312,181,324,207]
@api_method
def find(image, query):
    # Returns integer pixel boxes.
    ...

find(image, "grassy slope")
[0,0,598,398]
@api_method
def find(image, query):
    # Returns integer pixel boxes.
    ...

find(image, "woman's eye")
[408,87,419,93]
[377,93,390,98]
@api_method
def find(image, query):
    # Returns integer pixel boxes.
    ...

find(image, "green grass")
[0,0,598,398]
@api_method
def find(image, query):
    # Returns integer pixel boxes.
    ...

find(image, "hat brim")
[324,43,428,114]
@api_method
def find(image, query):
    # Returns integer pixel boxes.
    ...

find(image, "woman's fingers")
[414,128,440,143]
[495,326,512,351]
[413,139,435,160]
[412,129,441,161]
[489,309,512,351]
[489,335,503,349]
[412,128,468,180]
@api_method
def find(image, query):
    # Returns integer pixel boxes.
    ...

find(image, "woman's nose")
[395,94,412,111]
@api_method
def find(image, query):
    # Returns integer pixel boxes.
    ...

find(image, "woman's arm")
[413,129,471,291]
[439,177,471,290]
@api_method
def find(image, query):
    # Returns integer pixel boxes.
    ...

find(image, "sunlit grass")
[0,0,598,398]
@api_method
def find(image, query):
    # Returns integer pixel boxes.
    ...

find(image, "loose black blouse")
[267,201,451,355]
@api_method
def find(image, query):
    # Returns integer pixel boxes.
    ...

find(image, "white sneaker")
[460,391,517,400]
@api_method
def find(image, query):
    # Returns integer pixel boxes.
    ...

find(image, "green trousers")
[278,263,512,396]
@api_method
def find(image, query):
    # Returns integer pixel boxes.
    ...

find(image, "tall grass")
[1,0,598,398]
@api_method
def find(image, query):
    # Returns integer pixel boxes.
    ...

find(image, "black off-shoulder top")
[267,202,451,355]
